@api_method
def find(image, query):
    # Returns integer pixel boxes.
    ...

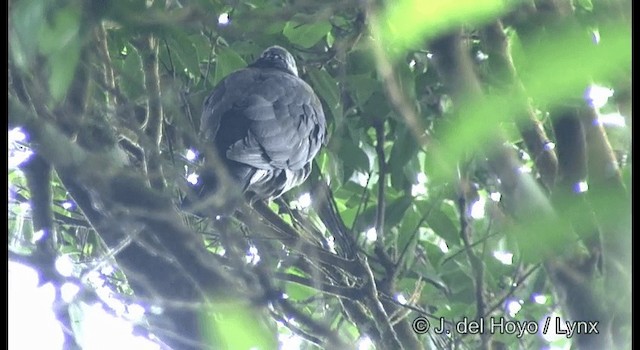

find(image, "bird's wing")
[200,69,257,143]
[201,68,326,172]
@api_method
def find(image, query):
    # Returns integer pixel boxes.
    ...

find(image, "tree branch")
[360,254,404,350]
[456,189,488,350]
[133,35,166,190]
[373,122,396,274]
[481,20,558,189]
[10,97,252,349]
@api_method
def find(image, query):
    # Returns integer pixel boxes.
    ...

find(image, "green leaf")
[337,139,370,173]
[190,33,213,62]
[389,125,419,189]
[202,301,277,349]
[283,17,331,48]
[435,302,471,320]
[390,163,407,191]
[265,21,287,35]
[434,24,631,182]
[402,155,421,186]
[285,267,318,301]
[576,0,593,11]
[347,50,376,75]
[427,208,460,246]
[394,61,416,102]
[375,0,513,58]
[38,5,81,55]
[397,205,421,256]
[10,0,46,69]
[362,91,391,123]
[213,46,246,85]
[385,195,413,229]
[284,281,317,301]
[326,30,335,47]
[119,45,144,100]
[346,74,379,106]
[48,40,81,102]
[339,206,359,228]
[307,67,343,123]
[166,30,201,77]
[37,4,81,102]
[324,150,345,188]
[501,121,523,144]
[229,41,261,56]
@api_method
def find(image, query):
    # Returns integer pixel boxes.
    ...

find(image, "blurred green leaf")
[283,17,331,48]
[10,0,45,69]
[394,61,416,102]
[7,1,632,348]
[213,46,247,85]
[264,20,287,35]
[375,0,513,57]
[48,41,81,103]
[435,301,472,320]
[38,5,82,102]
[507,211,577,263]
[119,45,144,99]
[576,0,594,11]
[202,301,277,350]
[38,5,81,55]
[433,24,631,181]
[326,30,335,47]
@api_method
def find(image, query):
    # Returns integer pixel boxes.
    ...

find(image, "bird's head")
[250,46,299,77]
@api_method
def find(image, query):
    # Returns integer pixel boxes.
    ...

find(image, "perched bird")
[197,46,327,202]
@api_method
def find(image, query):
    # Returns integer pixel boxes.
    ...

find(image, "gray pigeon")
[198,46,327,201]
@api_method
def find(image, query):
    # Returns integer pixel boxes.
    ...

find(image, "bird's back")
[198,58,326,201]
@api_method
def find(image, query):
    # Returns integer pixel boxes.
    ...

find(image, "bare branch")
[132,35,166,190]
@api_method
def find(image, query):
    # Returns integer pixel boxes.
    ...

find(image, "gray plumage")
[199,46,327,200]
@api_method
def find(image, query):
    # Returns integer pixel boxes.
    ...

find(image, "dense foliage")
[9,0,631,349]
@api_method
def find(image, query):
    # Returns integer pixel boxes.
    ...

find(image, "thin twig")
[373,122,395,274]
[360,253,404,350]
[274,272,361,299]
[133,36,166,190]
[457,184,488,350]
